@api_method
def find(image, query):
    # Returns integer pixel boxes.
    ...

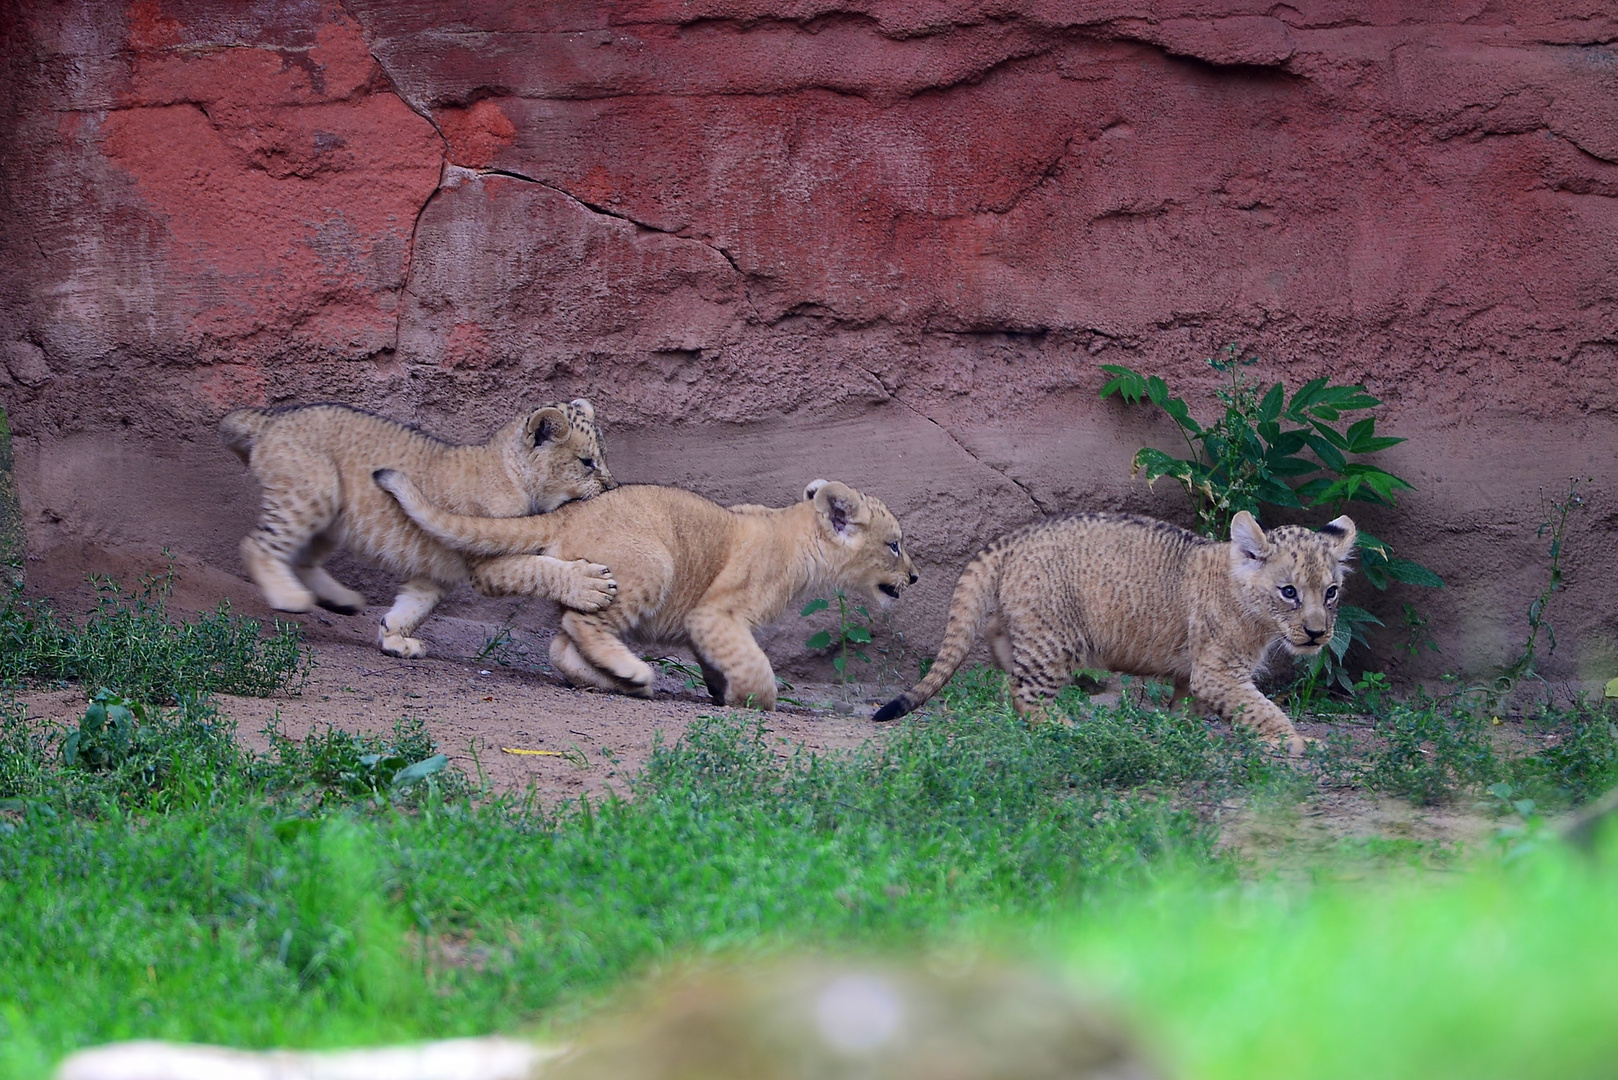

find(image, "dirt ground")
[15,633,887,803]
[12,622,1503,859]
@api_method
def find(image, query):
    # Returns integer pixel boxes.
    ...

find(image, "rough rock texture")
[2,1,1616,685]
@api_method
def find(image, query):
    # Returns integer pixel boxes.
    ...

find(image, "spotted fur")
[373,472,918,709]
[873,511,1356,754]
[221,400,618,658]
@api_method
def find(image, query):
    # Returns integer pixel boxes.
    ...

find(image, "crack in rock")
[891,394,1049,514]
[466,166,763,322]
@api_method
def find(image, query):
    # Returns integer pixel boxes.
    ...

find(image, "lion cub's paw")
[1276,733,1315,760]
[379,630,429,659]
[559,560,618,612]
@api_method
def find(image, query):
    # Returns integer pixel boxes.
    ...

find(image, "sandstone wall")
[2,1,1615,685]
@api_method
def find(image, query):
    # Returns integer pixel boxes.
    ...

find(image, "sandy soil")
[14,636,889,803]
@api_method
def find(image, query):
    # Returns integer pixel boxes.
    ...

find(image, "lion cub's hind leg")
[548,631,628,693]
[1005,615,1082,725]
[242,446,342,613]
[560,611,655,697]
[379,577,445,659]
[292,532,366,615]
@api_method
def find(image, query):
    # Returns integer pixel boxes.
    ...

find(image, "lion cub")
[221,400,619,659]
[874,511,1356,754]
[373,471,918,709]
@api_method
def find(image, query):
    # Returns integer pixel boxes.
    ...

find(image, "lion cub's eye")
[888,541,901,556]
[1325,585,1338,601]
[580,458,595,470]
[1279,585,1298,601]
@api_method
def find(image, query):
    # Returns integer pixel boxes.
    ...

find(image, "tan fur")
[221,400,619,658]
[874,511,1356,755]
[373,472,919,708]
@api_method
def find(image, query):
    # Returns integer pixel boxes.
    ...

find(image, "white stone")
[53,1037,564,1080]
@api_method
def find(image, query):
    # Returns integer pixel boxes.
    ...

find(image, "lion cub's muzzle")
[878,570,919,602]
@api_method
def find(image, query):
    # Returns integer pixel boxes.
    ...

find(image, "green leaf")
[1382,557,1445,588]
[1255,477,1304,507]
[832,655,847,673]
[1286,377,1329,416]
[1257,382,1283,422]
[845,626,873,644]
[392,754,449,789]
[1161,397,1203,435]
[805,630,832,650]
[800,598,830,617]
[1098,365,1148,402]
[1264,454,1319,477]
[1305,434,1348,474]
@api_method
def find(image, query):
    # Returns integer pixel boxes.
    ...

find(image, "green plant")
[2,692,241,814]
[648,655,706,692]
[1492,478,1586,698]
[1363,702,1501,805]
[801,589,874,683]
[61,689,146,772]
[1099,348,1442,690]
[1507,700,1618,808]
[260,716,455,804]
[1398,601,1439,658]
[0,566,310,703]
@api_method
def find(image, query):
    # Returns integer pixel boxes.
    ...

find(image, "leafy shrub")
[0,569,309,703]
[1099,347,1442,690]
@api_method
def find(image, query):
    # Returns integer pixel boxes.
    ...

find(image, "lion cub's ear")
[1321,515,1358,563]
[1229,511,1274,583]
[809,480,871,539]
[525,406,571,447]
[568,398,596,421]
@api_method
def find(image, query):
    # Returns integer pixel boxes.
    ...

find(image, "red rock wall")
[2,1,1615,684]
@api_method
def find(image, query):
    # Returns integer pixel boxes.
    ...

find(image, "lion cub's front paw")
[1277,733,1314,759]
[560,560,618,612]
[379,630,429,659]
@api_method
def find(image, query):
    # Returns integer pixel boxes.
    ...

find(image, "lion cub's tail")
[873,545,1004,722]
[219,409,273,463]
[373,469,560,557]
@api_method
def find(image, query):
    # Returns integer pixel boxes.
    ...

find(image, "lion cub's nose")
[1304,627,1325,642]
[908,572,918,584]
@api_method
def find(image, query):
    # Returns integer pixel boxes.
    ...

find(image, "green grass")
[0,702,1245,1077]
[4,605,1618,1079]
[0,567,309,704]
[1063,834,1618,1080]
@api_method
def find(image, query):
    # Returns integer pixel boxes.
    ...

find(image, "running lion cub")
[221,400,619,659]
[373,471,919,709]
[874,511,1356,755]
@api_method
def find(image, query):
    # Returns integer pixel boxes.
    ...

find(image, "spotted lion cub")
[373,471,918,709]
[221,400,618,658]
[874,511,1356,754]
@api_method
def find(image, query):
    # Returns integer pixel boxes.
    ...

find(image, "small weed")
[1507,700,1618,808]
[260,715,461,805]
[1492,477,1587,701]
[648,655,706,692]
[0,567,310,703]
[801,589,873,683]
[1359,702,1501,806]
[0,692,239,814]
[475,602,528,667]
